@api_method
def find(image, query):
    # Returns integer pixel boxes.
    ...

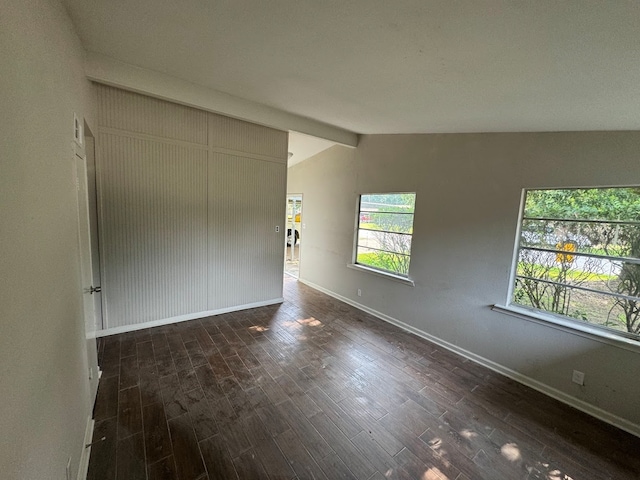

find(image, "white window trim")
[492,304,640,354]
[347,263,415,286]
[503,186,640,352]
[353,192,416,280]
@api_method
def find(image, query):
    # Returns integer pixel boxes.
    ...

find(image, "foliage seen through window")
[512,187,640,341]
[356,193,416,276]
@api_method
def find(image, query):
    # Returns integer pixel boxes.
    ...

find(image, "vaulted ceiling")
[62,0,640,135]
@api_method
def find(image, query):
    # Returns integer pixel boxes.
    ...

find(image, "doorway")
[285,194,302,278]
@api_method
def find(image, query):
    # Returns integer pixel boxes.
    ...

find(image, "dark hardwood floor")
[88,276,640,480]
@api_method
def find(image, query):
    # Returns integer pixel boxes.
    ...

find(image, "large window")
[511,187,640,341]
[355,193,416,277]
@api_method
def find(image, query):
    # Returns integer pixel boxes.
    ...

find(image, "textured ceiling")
[62,0,640,134]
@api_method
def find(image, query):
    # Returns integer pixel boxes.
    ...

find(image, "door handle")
[88,286,102,294]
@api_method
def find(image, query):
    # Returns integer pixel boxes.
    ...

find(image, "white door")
[85,136,104,330]
[74,133,100,404]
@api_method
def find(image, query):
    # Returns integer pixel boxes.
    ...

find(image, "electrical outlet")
[275,226,279,233]
[357,289,362,297]
[572,370,585,386]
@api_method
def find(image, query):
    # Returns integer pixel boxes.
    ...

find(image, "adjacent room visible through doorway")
[285,194,302,278]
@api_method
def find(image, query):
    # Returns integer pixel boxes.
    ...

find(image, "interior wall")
[0,0,96,478]
[288,132,640,433]
[96,85,288,331]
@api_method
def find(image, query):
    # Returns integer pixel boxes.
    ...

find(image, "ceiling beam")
[84,52,358,147]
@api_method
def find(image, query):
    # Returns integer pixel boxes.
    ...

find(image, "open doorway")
[285,194,302,278]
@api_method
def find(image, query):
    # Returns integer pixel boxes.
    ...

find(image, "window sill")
[492,304,640,354]
[347,263,415,286]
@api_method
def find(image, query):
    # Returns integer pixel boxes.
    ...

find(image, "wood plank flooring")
[88,277,640,480]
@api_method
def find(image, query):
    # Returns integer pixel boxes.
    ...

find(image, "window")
[355,193,416,277]
[511,187,640,341]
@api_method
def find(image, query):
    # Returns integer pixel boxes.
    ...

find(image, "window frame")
[503,186,640,347]
[350,192,416,284]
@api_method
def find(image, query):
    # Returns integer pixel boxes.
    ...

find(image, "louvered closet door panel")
[208,154,286,310]
[98,133,208,328]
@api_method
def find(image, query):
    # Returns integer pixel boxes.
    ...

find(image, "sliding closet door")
[208,153,286,309]
[99,134,208,327]
[96,85,288,331]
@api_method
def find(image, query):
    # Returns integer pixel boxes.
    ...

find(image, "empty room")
[2,1,640,479]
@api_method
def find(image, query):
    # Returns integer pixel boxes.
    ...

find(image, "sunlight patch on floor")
[422,467,449,480]
[546,468,574,480]
[530,462,575,480]
[423,435,453,468]
[500,442,522,462]
[249,325,268,332]
[427,437,443,449]
[459,428,477,440]
[297,317,322,326]
[282,320,302,329]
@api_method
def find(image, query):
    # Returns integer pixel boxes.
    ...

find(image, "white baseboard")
[298,278,640,438]
[77,416,94,480]
[96,298,284,337]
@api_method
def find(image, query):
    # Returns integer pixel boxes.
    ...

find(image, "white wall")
[0,0,96,478]
[288,132,640,434]
[96,86,288,332]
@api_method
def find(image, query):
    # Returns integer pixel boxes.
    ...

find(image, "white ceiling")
[287,132,337,167]
[62,1,640,134]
